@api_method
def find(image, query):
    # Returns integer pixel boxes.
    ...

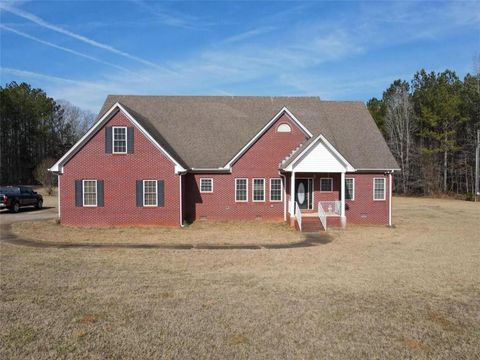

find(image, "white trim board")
[225,107,313,168]
[49,102,186,174]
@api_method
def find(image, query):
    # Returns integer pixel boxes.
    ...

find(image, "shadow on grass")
[0,223,334,250]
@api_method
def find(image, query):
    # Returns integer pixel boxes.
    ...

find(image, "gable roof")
[280,134,355,172]
[50,102,186,174]
[96,96,399,170]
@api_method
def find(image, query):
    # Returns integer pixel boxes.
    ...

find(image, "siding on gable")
[184,113,307,221]
[292,140,347,172]
[60,111,180,226]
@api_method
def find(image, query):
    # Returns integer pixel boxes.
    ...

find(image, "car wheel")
[36,200,43,210]
[11,202,20,213]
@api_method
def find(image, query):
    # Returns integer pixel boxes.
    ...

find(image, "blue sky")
[1,0,479,112]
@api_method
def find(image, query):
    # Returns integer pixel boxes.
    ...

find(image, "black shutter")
[127,127,134,154]
[136,180,143,207]
[75,180,82,207]
[97,180,104,207]
[105,127,112,153]
[157,180,164,207]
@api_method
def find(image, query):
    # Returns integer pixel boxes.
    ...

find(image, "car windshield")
[0,186,20,194]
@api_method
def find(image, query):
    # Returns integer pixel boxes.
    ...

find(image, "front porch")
[280,135,355,232]
[286,173,346,232]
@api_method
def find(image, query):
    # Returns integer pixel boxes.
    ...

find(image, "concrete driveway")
[0,206,57,226]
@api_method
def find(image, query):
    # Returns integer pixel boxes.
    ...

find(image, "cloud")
[0,24,143,77]
[0,2,174,73]
[131,0,214,29]
[220,26,276,45]
[1,1,477,111]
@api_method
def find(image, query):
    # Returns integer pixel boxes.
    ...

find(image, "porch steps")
[301,216,324,232]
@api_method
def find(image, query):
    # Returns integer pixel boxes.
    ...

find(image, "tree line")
[0,81,95,185]
[367,69,480,198]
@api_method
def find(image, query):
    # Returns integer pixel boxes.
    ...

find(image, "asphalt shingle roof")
[97,96,399,170]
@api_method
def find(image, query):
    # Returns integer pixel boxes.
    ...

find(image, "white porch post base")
[340,216,347,229]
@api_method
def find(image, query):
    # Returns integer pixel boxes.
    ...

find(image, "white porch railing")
[318,202,327,231]
[319,201,341,216]
[295,201,302,231]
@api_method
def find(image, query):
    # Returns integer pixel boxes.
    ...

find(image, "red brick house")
[50,96,399,231]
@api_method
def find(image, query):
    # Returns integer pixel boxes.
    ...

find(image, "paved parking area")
[0,206,57,226]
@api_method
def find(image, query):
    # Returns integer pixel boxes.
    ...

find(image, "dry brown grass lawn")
[12,219,302,245]
[1,197,479,359]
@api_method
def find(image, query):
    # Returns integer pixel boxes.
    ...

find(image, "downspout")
[179,173,184,227]
[280,173,287,222]
[57,174,61,220]
[388,172,392,227]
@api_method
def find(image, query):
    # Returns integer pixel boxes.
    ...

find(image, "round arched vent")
[277,123,291,133]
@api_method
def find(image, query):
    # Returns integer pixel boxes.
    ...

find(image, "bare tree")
[384,81,417,193]
[34,157,57,195]
[56,99,95,138]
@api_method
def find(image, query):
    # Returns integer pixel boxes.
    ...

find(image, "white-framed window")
[346,178,355,201]
[235,178,248,202]
[373,178,386,201]
[82,180,97,207]
[270,178,282,202]
[252,178,265,202]
[277,123,291,133]
[112,126,127,154]
[200,178,213,193]
[143,180,158,206]
[320,177,333,192]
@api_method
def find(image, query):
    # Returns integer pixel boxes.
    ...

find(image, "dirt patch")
[228,334,248,345]
[403,339,423,349]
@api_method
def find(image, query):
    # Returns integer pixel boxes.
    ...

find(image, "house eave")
[188,167,232,174]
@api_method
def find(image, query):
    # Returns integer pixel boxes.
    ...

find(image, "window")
[253,178,265,202]
[270,178,282,201]
[83,180,97,207]
[277,123,291,133]
[346,178,355,200]
[320,178,333,192]
[113,126,127,154]
[200,178,213,193]
[373,178,386,201]
[143,180,158,206]
[235,178,248,202]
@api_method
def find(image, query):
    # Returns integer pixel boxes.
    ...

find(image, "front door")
[295,179,313,209]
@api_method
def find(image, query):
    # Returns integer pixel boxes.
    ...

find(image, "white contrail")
[0,3,175,73]
[0,24,143,77]
[0,67,109,88]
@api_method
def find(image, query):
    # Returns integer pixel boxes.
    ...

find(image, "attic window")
[277,123,291,133]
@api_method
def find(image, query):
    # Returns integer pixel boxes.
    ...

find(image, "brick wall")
[286,172,390,226]
[345,172,390,225]
[184,113,307,221]
[60,111,180,226]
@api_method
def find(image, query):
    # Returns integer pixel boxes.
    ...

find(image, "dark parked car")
[0,186,43,213]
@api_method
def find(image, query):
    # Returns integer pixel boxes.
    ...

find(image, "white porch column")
[340,171,346,228]
[290,171,295,216]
